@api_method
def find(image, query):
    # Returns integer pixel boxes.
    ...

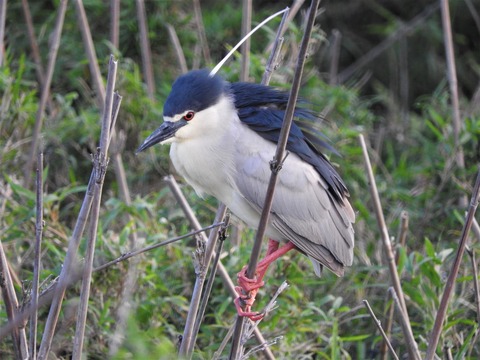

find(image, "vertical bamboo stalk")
[240,0,252,82]
[230,1,320,358]
[24,0,68,187]
[72,56,118,360]
[110,0,120,49]
[0,0,6,67]
[192,0,211,65]
[0,241,29,359]
[425,168,480,359]
[359,134,421,360]
[136,0,155,99]
[29,153,44,360]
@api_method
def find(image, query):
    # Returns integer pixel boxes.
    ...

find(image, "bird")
[137,69,355,320]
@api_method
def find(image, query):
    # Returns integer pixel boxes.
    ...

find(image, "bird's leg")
[235,240,296,320]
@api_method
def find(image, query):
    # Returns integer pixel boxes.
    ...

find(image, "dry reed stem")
[163,176,274,360]
[363,300,399,360]
[425,168,480,359]
[71,56,118,360]
[0,0,5,66]
[328,29,342,85]
[359,134,421,360]
[192,0,211,65]
[24,0,68,187]
[0,241,29,359]
[466,247,480,325]
[180,206,228,358]
[74,0,106,107]
[166,23,188,74]
[230,1,320,358]
[240,0,252,82]
[110,0,120,49]
[21,0,54,113]
[29,153,44,360]
[440,0,467,208]
[136,0,155,99]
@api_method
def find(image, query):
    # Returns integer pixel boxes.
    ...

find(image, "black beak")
[136,120,187,153]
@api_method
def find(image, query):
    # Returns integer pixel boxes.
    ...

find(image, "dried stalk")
[71,56,118,360]
[179,206,228,358]
[29,153,44,360]
[136,0,155,99]
[0,241,29,359]
[240,0,252,82]
[466,247,480,325]
[21,0,54,112]
[0,0,5,66]
[440,0,467,207]
[388,288,420,359]
[74,0,106,107]
[359,134,421,360]
[192,0,211,65]
[36,56,118,360]
[110,0,120,49]
[24,0,68,187]
[230,1,320,358]
[425,168,480,359]
[363,300,399,360]
[164,176,274,360]
[328,29,342,85]
[166,23,188,74]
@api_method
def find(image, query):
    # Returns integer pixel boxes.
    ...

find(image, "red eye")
[183,111,195,121]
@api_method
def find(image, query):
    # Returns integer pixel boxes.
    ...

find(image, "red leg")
[235,240,297,320]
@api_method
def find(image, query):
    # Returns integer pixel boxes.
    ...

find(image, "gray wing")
[234,145,355,277]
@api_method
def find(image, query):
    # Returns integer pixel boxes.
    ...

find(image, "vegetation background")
[1,0,479,358]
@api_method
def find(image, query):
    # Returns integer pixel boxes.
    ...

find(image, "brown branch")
[0,0,6,66]
[110,0,120,49]
[24,0,68,187]
[240,0,252,82]
[425,168,480,359]
[71,56,118,360]
[192,0,211,65]
[359,134,421,360]
[136,0,155,99]
[363,300,399,360]
[230,1,320,358]
[166,23,188,74]
[29,152,44,360]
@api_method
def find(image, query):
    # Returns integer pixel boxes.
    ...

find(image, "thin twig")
[71,56,118,360]
[425,168,480,359]
[230,1,320,358]
[363,300,399,360]
[21,0,54,113]
[359,134,421,360]
[0,241,29,359]
[240,0,252,82]
[440,0,467,208]
[190,215,230,349]
[24,0,68,187]
[163,176,274,360]
[30,153,44,360]
[110,0,120,49]
[166,23,188,74]
[74,0,106,107]
[36,52,119,360]
[179,205,228,358]
[136,0,155,99]
[192,0,211,65]
[388,288,420,359]
[0,0,6,66]
[466,247,480,325]
[328,29,342,86]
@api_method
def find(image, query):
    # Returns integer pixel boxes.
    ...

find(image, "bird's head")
[137,69,232,153]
